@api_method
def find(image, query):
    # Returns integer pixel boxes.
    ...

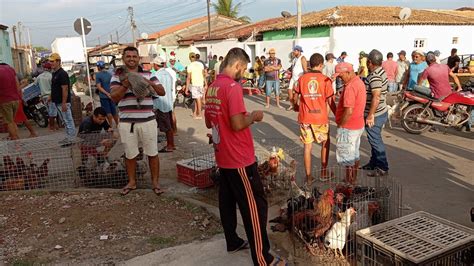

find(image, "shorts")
[336,127,364,166]
[289,78,298,91]
[118,119,158,159]
[42,96,57,117]
[300,124,329,144]
[265,80,280,96]
[190,85,203,99]
[100,97,117,116]
[155,110,172,132]
[0,100,19,123]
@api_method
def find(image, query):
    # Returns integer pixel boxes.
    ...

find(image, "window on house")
[452,37,459,44]
[414,38,426,48]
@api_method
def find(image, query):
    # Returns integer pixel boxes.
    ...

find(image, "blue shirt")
[95,70,112,99]
[152,69,174,113]
[407,61,428,90]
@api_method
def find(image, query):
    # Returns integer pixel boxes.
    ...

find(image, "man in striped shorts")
[110,46,165,195]
[205,48,286,265]
[362,49,389,177]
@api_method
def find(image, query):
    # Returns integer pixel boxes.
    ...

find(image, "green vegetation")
[212,0,251,23]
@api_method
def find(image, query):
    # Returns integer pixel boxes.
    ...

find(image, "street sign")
[74,18,91,35]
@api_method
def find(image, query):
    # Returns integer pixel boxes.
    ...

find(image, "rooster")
[324,207,357,259]
[293,188,335,253]
[257,147,284,192]
[115,67,157,109]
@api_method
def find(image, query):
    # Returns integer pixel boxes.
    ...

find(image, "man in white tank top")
[288,45,307,110]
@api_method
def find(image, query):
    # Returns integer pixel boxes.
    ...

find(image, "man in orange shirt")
[292,53,336,185]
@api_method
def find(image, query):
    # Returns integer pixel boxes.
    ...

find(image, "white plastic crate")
[356,211,474,265]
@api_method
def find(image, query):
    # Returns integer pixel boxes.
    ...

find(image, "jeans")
[56,103,76,139]
[365,111,389,171]
[258,75,265,88]
[265,80,280,96]
[387,81,398,92]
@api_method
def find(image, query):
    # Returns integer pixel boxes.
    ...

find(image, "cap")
[169,55,176,60]
[170,51,176,56]
[293,45,303,53]
[341,51,347,56]
[268,48,276,54]
[414,49,424,56]
[434,50,441,56]
[397,50,406,56]
[152,56,165,65]
[96,60,106,68]
[325,53,335,61]
[48,53,61,61]
[359,51,367,57]
[334,62,354,77]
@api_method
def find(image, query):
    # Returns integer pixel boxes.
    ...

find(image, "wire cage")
[268,166,402,265]
[0,133,79,191]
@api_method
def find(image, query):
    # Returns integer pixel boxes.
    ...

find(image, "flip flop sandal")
[270,256,288,266]
[121,186,136,196]
[158,147,173,153]
[152,187,165,196]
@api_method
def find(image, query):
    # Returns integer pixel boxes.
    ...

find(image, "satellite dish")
[399,7,412,21]
[141,32,149,39]
[281,11,292,18]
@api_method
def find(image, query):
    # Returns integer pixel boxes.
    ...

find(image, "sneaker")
[227,240,249,253]
[367,168,389,177]
[360,163,375,170]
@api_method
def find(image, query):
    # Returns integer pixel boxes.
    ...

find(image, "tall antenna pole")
[128,6,137,47]
[207,0,211,38]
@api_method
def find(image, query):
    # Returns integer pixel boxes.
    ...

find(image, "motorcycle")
[23,96,49,128]
[399,87,474,134]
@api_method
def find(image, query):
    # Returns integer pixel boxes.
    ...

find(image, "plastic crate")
[22,83,41,102]
[176,154,215,188]
[356,211,474,265]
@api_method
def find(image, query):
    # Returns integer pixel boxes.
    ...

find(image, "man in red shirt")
[0,63,21,140]
[418,52,461,99]
[382,52,398,92]
[205,48,286,266]
[292,53,336,184]
[334,63,367,183]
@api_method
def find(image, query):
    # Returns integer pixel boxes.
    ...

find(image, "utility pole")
[116,30,119,43]
[128,6,137,47]
[110,34,113,43]
[12,25,18,49]
[207,0,211,38]
[296,0,302,41]
[98,37,101,45]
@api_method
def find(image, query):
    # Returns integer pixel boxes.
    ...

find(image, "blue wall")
[0,29,13,66]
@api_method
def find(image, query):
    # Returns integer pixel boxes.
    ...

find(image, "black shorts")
[155,110,172,132]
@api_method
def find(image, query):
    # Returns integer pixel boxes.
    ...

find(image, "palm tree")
[212,0,251,23]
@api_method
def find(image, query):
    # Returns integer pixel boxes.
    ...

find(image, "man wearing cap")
[434,50,441,64]
[49,53,76,142]
[337,52,347,63]
[287,45,308,110]
[404,50,428,90]
[264,48,282,108]
[152,57,175,153]
[334,62,366,183]
[382,52,399,92]
[363,49,389,177]
[95,60,118,127]
[35,62,57,131]
[0,62,21,140]
[395,50,410,91]
[418,52,461,99]
[186,52,207,119]
[323,53,337,92]
[358,51,368,78]
[110,46,166,196]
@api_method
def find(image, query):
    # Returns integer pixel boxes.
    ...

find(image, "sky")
[0,0,472,48]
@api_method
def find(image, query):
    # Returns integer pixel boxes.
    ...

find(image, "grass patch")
[147,236,176,248]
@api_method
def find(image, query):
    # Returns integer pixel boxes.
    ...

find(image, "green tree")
[212,0,251,23]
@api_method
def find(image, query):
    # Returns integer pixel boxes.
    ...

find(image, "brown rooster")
[293,188,335,254]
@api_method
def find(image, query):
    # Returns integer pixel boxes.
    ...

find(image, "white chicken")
[324,207,356,259]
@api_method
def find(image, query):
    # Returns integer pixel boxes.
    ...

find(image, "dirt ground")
[0,190,222,265]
